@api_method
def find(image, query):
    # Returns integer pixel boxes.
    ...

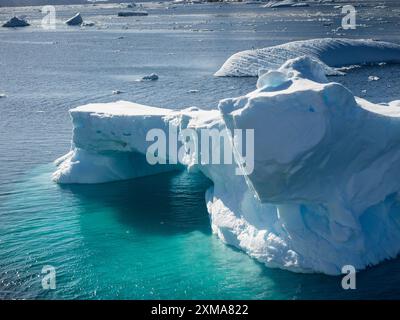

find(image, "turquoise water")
[2,2,400,299]
[1,164,400,299]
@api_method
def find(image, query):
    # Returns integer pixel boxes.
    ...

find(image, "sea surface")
[1,1,400,299]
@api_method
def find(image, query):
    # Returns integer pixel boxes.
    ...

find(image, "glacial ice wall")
[214,38,400,77]
[54,51,400,275]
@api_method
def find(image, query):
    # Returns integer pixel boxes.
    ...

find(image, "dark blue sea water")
[1,1,400,299]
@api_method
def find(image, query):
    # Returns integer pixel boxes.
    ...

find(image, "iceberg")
[215,38,400,77]
[141,73,159,81]
[54,49,400,275]
[2,16,30,28]
[65,13,83,26]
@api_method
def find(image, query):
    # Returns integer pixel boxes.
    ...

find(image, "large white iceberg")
[54,46,400,275]
[215,38,400,77]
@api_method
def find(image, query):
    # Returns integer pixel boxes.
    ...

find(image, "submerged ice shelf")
[54,39,400,275]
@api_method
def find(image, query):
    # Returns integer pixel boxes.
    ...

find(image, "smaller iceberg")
[142,73,159,81]
[65,13,83,26]
[2,16,30,28]
[215,38,400,77]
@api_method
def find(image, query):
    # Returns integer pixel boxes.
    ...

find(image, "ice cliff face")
[54,44,400,275]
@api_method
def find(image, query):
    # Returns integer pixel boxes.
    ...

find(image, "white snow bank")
[54,56,400,275]
[215,38,400,77]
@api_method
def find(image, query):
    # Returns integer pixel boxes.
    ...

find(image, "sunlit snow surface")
[1,1,400,299]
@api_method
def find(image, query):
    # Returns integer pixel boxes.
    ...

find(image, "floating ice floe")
[81,21,95,27]
[368,75,380,81]
[2,16,30,28]
[54,52,400,275]
[215,38,400,77]
[0,93,7,98]
[65,13,83,26]
[141,73,159,81]
[112,90,123,94]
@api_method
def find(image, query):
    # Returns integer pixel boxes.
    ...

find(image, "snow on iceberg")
[215,38,400,77]
[54,55,400,275]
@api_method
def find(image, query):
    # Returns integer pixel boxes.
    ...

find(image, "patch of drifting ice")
[54,52,400,275]
[215,38,400,77]
[368,75,380,81]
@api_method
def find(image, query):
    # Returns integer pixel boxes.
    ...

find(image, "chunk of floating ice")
[368,75,380,81]
[65,13,83,26]
[81,21,95,27]
[2,16,30,28]
[54,51,400,276]
[112,90,123,95]
[215,38,400,77]
[187,89,199,93]
[141,73,159,81]
[0,93,7,98]
[117,11,148,16]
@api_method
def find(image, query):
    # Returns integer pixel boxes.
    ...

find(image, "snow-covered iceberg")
[54,54,400,275]
[215,38,400,77]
